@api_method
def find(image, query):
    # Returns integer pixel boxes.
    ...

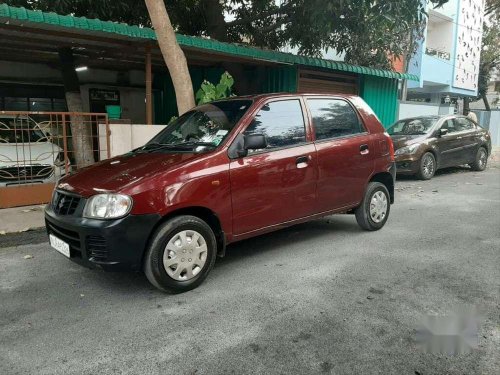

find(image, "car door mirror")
[244,134,267,151]
[227,133,268,159]
[439,128,448,137]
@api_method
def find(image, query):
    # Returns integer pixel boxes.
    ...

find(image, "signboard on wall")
[453,0,484,91]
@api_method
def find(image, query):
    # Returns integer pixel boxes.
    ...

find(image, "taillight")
[384,132,395,161]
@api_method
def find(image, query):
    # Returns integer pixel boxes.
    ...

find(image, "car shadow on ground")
[396,165,472,181]
[216,216,361,267]
[85,216,362,294]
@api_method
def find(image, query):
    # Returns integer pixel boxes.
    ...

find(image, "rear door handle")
[359,144,369,155]
[296,155,309,168]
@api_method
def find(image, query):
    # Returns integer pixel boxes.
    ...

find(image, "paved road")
[1,164,499,375]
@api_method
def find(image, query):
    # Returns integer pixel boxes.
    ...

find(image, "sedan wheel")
[470,147,488,171]
[417,152,436,180]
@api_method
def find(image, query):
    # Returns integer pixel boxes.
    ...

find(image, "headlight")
[83,194,132,219]
[395,143,421,155]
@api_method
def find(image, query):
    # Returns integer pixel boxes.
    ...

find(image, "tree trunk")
[58,47,95,168]
[481,92,491,111]
[145,0,195,115]
[463,97,470,115]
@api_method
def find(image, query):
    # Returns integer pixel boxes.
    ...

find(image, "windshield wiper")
[171,141,217,148]
[132,142,186,153]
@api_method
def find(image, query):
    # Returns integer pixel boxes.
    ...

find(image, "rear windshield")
[148,100,252,150]
[387,117,439,136]
[0,117,46,143]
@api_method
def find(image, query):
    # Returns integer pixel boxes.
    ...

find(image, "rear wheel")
[144,215,217,293]
[469,147,488,171]
[355,182,390,231]
[416,152,436,180]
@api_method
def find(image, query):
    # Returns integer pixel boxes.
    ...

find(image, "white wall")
[98,124,166,159]
[426,17,454,53]
[398,101,441,119]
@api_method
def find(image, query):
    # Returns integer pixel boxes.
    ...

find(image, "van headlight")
[83,194,132,219]
[395,143,421,155]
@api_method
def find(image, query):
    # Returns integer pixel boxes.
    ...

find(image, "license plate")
[49,234,70,258]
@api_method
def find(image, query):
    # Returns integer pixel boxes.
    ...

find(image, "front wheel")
[355,182,391,231]
[144,215,217,293]
[469,147,488,171]
[416,152,436,180]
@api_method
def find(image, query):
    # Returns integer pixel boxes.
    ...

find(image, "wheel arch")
[369,172,394,204]
[143,206,226,267]
[424,147,440,168]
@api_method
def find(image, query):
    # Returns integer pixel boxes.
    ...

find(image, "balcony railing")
[425,47,450,61]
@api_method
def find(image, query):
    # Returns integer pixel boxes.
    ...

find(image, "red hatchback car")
[45,94,396,293]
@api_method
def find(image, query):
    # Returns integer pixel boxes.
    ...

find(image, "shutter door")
[297,69,358,94]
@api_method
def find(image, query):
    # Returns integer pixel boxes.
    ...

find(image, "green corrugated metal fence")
[360,76,399,127]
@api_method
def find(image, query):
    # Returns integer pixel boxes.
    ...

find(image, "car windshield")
[387,117,439,136]
[145,100,252,151]
[0,116,46,143]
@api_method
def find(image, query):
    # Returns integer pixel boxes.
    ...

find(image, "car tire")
[469,147,488,171]
[416,152,436,180]
[355,182,391,231]
[143,215,217,293]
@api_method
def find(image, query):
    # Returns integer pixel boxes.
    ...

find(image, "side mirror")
[244,134,267,151]
[439,128,448,137]
[227,133,267,159]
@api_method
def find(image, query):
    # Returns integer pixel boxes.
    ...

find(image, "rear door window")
[244,99,306,151]
[453,118,475,132]
[307,99,363,140]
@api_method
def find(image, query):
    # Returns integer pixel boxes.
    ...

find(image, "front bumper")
[45,203,161,271]
[395,155,420,175]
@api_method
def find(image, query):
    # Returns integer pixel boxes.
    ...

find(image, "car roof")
[212,92,359,102]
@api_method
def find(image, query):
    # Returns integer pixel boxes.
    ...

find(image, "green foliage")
[195,72,234,105]
[4,0,448,69]
[475,14,500,109]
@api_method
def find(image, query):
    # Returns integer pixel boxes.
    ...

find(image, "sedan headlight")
[83,194,132,219]
[395,143,421,155]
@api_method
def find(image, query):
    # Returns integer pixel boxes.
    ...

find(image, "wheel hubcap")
[478,150,487,168]
[370,191,388,223]
[423,155,435,177]
[163,230,208,281]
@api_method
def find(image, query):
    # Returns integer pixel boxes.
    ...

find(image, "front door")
[230,99,317,235]
[306,98,375,211]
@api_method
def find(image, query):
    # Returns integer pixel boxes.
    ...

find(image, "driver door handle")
[359,144,369,155]
[296,155,309,169]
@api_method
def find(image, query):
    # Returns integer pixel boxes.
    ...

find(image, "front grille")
[86,236,108,262]
[46,220,81,256]
[52,191,81,215]
[0,165,54,182]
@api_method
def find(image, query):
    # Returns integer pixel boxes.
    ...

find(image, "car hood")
[57,151,204,197]
[0,142,60,167]
[390,134,427,150]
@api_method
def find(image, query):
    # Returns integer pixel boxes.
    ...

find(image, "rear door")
[229,98,317,235]
[306,97,375,212]
[452,117,479,163]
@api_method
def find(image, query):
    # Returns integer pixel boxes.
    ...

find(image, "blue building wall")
[408,0,480,98]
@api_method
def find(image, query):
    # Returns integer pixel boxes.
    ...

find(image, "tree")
[58,48,94,167]
[144,0,194,115]
[5,0,447,70]
[476,0,500,111]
